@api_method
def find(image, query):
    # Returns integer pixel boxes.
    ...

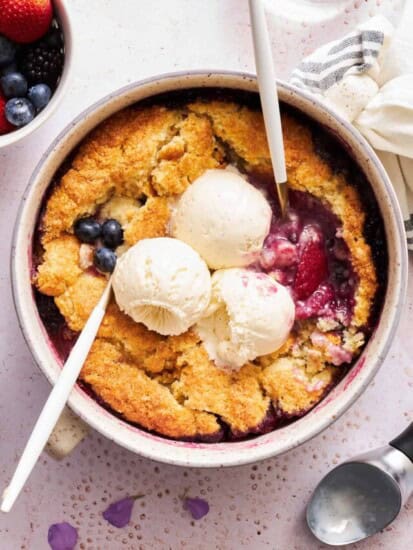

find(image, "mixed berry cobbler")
[33,90,387,442]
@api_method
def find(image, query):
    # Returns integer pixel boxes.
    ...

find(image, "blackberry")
[18,25,64,89]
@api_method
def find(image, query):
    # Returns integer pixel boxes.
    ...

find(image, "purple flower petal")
[48,522,78,550]
[102,496,136,528]
[183,497,209,520]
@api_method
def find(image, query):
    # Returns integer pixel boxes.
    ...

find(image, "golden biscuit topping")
[33,93,383,441]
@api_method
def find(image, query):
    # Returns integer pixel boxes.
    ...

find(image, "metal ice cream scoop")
[307,423,413,545]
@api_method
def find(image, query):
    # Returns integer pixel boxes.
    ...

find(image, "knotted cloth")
[289,9,413,250]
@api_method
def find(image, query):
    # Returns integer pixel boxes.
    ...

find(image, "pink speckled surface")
[0,1,411,548]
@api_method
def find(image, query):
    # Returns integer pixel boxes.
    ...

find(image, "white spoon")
[1,277,113,513]
[249,0,288,215]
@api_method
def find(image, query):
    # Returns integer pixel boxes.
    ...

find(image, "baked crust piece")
[81,339,221,440]
[36,234,83,296]
[35,96,380,440]
[42,106,226,244]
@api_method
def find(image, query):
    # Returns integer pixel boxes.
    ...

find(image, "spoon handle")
[249,0,288,214]
[390,422,413,463]
[1,279,112,513]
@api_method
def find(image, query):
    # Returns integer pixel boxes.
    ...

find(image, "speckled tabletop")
[0,1,411,549]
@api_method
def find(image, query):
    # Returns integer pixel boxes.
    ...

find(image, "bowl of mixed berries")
[0,0,71,146]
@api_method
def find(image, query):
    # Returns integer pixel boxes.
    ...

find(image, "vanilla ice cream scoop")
[113,237,211,336]
[196,268,295,370]
[171,169,272,269]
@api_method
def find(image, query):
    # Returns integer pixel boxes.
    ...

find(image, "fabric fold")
[286,7,413,250]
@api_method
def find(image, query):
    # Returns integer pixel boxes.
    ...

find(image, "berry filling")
[253,188,356,326]
[35,292,78,358]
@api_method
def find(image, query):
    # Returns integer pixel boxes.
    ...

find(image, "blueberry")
[0,35,16,68]
[27,84,52,112]
[1,62,17,77]
[94,247,117,273]
[1,72,28,98]
[101,219,124,249]
[5,98,35,127]
[74,217,101,244]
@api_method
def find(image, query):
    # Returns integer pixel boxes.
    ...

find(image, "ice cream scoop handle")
[390,422,413,463]
[0,278,112,513]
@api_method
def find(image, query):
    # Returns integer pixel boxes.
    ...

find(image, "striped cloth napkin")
[289,12,413,251]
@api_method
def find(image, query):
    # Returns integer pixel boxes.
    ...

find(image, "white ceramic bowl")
[0,0,72,148]
[11,72,408,467]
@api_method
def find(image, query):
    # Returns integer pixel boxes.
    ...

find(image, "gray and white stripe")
[405,215,413,250]
[289,19,413,252]
[291,29,384,93]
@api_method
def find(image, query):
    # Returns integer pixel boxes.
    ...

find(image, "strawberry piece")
[0,0,53,44]
[293,224,328,300]
[0,94,13,134]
